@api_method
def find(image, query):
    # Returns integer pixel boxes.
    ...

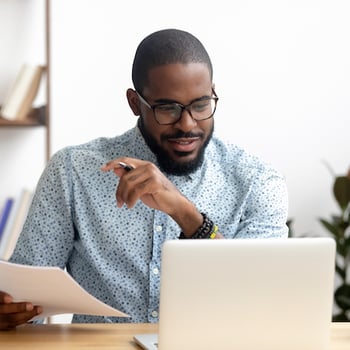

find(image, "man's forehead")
[143,62,212,98]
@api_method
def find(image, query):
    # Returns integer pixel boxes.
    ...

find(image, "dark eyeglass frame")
[135,88,219,125]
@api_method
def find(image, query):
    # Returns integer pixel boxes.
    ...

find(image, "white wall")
[49,0,350,237]
[1,0,349,238]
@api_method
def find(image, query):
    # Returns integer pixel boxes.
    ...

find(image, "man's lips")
[167,137,200,153]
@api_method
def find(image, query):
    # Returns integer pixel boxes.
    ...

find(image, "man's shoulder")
[52,127,139,159]
[208,135,282,177]
[208,135,262,165]
[72,127,137,151]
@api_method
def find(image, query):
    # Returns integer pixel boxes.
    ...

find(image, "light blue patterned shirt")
[10,126,288,323]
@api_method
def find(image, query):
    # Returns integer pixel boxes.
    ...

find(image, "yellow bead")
[209,225,218,239]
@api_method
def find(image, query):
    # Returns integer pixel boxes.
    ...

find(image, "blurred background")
[0,0,349,238]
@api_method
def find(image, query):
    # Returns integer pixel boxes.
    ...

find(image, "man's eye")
[157,104,178,113]
[192,100,211,111]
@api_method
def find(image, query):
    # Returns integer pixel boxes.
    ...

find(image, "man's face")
[132,62,215,176]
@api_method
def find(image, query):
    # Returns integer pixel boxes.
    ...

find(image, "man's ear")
[126,88,141,116]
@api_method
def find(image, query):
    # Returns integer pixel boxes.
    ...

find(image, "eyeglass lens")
[154,98,217,125]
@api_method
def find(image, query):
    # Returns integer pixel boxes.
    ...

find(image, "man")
[0,28,288,330]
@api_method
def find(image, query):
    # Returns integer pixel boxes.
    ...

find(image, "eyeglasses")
[135,89,219,125]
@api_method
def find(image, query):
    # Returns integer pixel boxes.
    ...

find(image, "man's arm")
[102,157,223,238]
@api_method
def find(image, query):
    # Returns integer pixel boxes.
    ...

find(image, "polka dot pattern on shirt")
[10,126,288,323]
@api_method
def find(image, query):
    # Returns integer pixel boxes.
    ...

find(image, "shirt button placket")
[148,217,164,322]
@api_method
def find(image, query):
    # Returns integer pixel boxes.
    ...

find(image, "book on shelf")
[0,198,14,240]
[0,188,33,261]
[0,64,44,121]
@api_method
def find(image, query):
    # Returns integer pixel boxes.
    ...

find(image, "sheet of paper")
[0,260,129,320]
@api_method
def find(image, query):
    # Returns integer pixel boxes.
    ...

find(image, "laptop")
[134,237,336,350]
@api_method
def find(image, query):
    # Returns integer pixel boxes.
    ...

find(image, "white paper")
[0,260,129,320]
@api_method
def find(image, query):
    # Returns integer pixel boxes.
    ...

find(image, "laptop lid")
[153,237,335,350]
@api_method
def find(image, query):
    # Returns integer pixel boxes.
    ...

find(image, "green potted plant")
[319,168,350,321]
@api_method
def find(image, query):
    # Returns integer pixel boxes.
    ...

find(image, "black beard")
[138,117,213,176]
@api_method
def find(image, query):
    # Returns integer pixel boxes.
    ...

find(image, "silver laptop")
[134,237,335,350]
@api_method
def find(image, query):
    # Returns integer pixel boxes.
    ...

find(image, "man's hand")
[101,157,204,235]
[0,291,42,330]
[102,157,186,216]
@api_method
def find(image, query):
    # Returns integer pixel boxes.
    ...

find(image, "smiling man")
[0,29,288,329]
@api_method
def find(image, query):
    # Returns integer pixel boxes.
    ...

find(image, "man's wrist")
[170,198,222,239]
[179,213,219,239]
[170,199,203,236]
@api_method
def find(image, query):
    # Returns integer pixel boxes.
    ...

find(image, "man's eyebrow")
[153,98,178,104]
[153,94,212,105]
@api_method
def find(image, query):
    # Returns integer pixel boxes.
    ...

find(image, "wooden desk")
[0,323,349,349]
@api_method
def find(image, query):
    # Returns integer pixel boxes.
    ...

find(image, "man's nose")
[174,108,197,131]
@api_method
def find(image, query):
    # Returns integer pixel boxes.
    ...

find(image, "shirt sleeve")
[10,148,75,268]
[234,167,289,239]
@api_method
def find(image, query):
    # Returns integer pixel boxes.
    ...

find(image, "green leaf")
[335,264,346,281]
[334,284,350,311]
[338,243,348,258]
[333,312,349,322]
[334,176,350,211]
[345,236,350,249]
[319,219,341,238]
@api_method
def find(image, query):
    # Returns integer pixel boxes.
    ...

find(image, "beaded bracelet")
[209,224,219,239]
[179,213,218,239]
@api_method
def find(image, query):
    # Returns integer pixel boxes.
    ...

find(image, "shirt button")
[153,268,159,275]
[151,310,158,318]
[155,225,162,232]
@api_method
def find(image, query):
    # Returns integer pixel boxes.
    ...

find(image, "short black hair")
[132,28,213,93]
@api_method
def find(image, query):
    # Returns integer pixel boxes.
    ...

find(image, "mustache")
[161,131,204,140]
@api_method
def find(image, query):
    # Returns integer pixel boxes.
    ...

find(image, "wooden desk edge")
[0,322,349,349]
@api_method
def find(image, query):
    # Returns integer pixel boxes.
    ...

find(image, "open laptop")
[134,237,335,350]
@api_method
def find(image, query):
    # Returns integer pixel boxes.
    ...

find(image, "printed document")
[0,260,128,320]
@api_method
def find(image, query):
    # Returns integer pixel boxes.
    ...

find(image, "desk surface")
[0,322,349,349]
